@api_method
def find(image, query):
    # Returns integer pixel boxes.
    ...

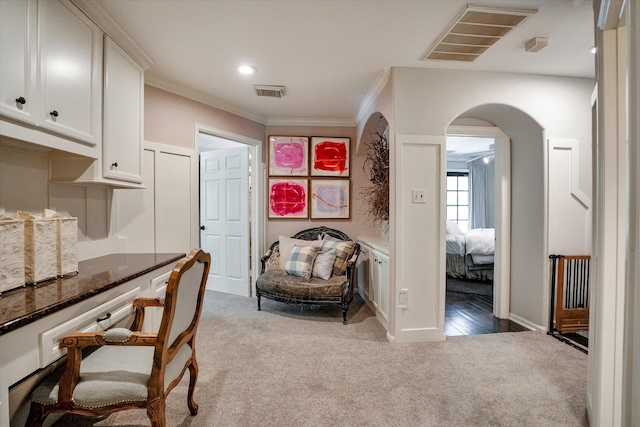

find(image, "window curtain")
[469,157,495,229]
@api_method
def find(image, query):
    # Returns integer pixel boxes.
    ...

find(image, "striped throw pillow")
[322,235,355,276]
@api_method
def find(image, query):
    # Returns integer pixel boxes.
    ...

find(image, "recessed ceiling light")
[238,65,257,75]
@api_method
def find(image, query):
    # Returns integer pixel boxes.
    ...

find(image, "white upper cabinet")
[37,0,102,146]
[102,37,143,184]
[0,0,102,148]
[0,0,37,124]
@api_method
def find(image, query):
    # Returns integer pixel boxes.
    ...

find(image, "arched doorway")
[442,104,547,335]
[445,123,511,319]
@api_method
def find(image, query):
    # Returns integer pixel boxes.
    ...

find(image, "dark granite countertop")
[0,253,185,335]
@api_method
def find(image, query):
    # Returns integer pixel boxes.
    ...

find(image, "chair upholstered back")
[151,250,210,395]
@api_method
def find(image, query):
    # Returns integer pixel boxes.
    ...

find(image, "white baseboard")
[395,327,446,343]
[509,313,546,332]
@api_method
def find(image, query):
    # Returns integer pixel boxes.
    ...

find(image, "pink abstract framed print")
[310,179,350,219]
[268,178,309,219]
[268,136,309,176]
[310,137,350,177]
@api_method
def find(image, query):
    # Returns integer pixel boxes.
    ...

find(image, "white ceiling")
[446,136,495,162]
[97,0,595,125]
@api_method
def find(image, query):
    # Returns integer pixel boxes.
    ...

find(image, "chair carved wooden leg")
[147,397,166,427]
[342,303,348,325]
[187,358,199,415]
[257,290,262,311]
[25,403,47,427]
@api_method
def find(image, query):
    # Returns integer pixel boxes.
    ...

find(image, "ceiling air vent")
[254,85,286,98]
[421,5,537,62]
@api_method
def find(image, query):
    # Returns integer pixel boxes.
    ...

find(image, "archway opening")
[444,104,546,336]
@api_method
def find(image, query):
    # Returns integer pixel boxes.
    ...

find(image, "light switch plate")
[412,189,426,203]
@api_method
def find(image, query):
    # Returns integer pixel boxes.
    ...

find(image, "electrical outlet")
[399,289,409,308]
[412,189,426,203]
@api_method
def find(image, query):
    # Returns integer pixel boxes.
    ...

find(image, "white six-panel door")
[200,147,249,296]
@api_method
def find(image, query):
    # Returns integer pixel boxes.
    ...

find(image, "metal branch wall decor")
[360,128,389,226]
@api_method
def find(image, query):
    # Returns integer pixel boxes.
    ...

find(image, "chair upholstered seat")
[256,270,347,298]
[32,344,193,409]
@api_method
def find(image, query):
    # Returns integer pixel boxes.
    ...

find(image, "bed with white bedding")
[445,222,494,281]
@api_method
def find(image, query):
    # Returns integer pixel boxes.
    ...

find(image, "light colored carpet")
[55,291,588,427]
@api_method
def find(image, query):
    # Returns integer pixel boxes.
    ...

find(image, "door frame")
[195,124,265,297]
[447,125,511,319]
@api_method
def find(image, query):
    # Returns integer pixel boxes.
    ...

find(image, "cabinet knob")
[50,110,59,117]
[111,162,118,168]
[200,225,206,230]
[16,97,26,105]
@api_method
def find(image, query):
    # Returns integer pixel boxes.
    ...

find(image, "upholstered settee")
[256,227,360,324]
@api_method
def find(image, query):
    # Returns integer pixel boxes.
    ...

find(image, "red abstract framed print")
[268,178,309,219]
[268,136,309,176]
[310,137,350,177]
[310,179,350,219]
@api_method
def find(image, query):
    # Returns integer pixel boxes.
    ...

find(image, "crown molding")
[355,67,391,126]
[144,74,268,125]
[265,117,355,127]
[71,0,154,70]
[146,75,356,128]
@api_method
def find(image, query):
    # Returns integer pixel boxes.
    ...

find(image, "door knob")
[200,225,205,230]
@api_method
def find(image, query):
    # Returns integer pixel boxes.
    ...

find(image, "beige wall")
[144,84,266,148]
[264,125,376,245]
[143,86,376,247]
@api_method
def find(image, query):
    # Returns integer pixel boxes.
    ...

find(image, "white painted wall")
[117,149,155,253]
[548,139,591,255]
[390,67,593,341]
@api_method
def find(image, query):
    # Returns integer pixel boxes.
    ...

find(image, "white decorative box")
[23,218,58,284]
[56,217,78,276]
[0,219,25,293]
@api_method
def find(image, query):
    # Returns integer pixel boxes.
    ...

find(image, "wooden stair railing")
[550,254,591,333]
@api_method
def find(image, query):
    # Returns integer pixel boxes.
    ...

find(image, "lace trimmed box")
[0,219,25,293]
[57,217,78,276]
[24,218,58,284]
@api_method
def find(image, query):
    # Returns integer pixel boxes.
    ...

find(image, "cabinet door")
[378,253,389,321]
[0,0,37,123]
[370,252,380,310]
[103,37,143,183]
[356,246,372,302]
[38,0,102,146]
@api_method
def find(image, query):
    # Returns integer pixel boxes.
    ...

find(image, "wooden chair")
[26,249,211,427]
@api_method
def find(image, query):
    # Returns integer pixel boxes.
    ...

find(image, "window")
[446,172,469,232]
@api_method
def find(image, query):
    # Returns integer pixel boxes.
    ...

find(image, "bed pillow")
[446,220,464,236]
[322,234,356,276]
[279,236,323,269]
[285,245,319,279]
[312,249,337,280]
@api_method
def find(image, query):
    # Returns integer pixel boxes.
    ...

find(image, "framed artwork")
[310,137,350,177]
[268,136,309,176]
[268,178,309,219]
[310,179,350,219]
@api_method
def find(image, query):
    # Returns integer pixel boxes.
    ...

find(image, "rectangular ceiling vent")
[421,5,537,62]
[254,85,286,98]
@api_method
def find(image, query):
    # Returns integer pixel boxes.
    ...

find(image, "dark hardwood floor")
[445,287,529,336]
